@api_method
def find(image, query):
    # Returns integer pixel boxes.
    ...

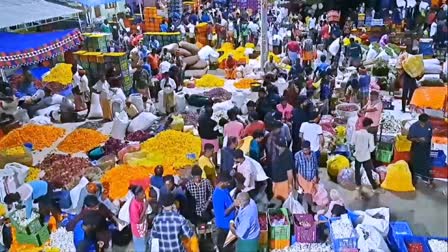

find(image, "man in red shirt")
[285,38,301,64]
[147,49,160,75]
[321,21,331,48]
[243,112,265,137]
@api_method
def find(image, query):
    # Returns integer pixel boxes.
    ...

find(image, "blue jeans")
[133,236,148,252]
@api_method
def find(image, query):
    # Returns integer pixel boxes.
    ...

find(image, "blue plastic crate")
[329,217,359,252]
[430,150,447,167]
[387,222,414,251]
[427,237,448,252]
[399,235,431,252]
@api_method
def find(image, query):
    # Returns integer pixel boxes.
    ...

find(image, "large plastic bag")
[327,155,350,179]
[129,93,145,112]
[402,54,424,78]
[88,93,103,119]
[375,50,390,62]
[175,92,187,113]
[171,115,185,131]
[118,193,133,224]
[198,45,219,60]
[328,38,340,56]
[424,63,442,74]
[313,183,329,207]
[4,162,29,185]
[381,160,415,192]
[337,168,356,190]
[111,111,129,140]
[359,207,390,237]
[366,48,379,62]
[283,192,306,214]
[127,112,159,133]
[66,177,89,215]
[356,224,390,252]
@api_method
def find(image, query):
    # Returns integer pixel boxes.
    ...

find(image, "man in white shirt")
[299,114,324,157]
[187,22,196,43]
[351,117,382,197]
[430,19,437,38]
[177,23,186,40]
[233,150,256,198]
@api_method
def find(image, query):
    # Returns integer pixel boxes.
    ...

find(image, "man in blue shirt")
[358,67,371,107]
[221,136,238,176]
[213,174,236,252]
[231,192,260,251]
[313,55,330,80]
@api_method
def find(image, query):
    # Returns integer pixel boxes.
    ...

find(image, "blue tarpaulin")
[76,0,120,7]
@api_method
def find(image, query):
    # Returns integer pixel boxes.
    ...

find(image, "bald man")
[230,192,260,251]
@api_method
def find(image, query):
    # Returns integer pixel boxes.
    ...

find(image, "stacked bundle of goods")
[103,52,132,93]
[143,7,162,32]
[196,23,208,45]
[83,33,109,52]
[9,209,50,247]
[144,32,182,47]
[418,58,444,86]
[164,41,209,78]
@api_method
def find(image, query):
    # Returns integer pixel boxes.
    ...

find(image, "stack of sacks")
[418,58,444,86]
[164,42,209,78]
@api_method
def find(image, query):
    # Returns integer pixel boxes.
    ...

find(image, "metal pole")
[139,1,144,21]
[260,0,268,69]
[0,69,6,82]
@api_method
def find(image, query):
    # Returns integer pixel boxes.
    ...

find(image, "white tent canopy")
[0,0,82,29]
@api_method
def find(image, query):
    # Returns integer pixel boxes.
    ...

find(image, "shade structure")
[75,0,121,7]
[0,0,82,29]
[0,29,84,69]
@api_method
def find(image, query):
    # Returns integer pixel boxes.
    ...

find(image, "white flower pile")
[428,239,448,252]
[381,114,401,135]
[50,227,76,252]
[271,243,332,252]
[330,216,354,239]
[10,208,39,226]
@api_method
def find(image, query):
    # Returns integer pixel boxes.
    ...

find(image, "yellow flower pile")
[196,74,225,88]
[245,42,255,49]
[0,125,65,151]
[4,146,26,156]
[217,42,234,53]
[58,128,108,154]
[0,204,6,217]
[234,78,258,89]
[257,52,281,63]
[101,165,153,200]
[42,63,73,85]
[129,130,201,172]
[26,167,41,182]
[218,46,248,65]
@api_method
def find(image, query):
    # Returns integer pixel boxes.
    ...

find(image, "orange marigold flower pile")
[101,165,153,200]
[58,128,108,154]
[0,125,65,151]
[234,78,257,89]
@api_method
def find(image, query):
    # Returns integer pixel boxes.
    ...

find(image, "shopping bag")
[381,160,415,192]
[283,192,306,214]
[4,162,30,186]
[118,194,134,224]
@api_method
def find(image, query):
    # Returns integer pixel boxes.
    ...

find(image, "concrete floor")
[320,169,448,237]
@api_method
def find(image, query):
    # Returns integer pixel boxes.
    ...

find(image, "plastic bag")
[375,50,390,62]
[327,155,350,179]
[4,162,30,185]
[375,166,388,183]
[66,177,89,215]
[395,135,412,152]
[356,224,391,252]
[366,48,379,63]
[337,168,356,190]
[381,160,415,192]
[328,38,340,56]
[118,194,133,224]
[88,93,103,119]
[170,115,183,131]
[283,192,306,214]
[175,92,187,113]
[127,112,159,133]
[424,63,442,74]
[129,93,145,112]
[111,111,129,140]
[313,184,329,207]
[402,54,424,78]
[360,207,390,237]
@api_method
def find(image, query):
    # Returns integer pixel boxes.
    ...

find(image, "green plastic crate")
[376,142,394,163]
[16,224,50,246]
[268,208,290,241]
[9,211,43,235]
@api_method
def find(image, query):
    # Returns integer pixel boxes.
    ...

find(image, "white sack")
[29,116,52,125]
[366,48,379,62]
[418,74,442,83]
[175,92,187,113]
[356,224,390,252]
[231,90,246,108]
[329,38,340,56]
[36,104,59,117]
[66,177,89,214]
[129,93,145,112]
[4,163,30,186]
[127,112,159,133]
[424,63,442,74]
[88,93,103,119]
[111,111,130,140]
[375,50,390,62]
[198,45,219,60]
[423,58,440,65]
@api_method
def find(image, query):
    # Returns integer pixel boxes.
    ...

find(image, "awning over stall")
[0,29,83,69]
[75,0,121,7]
[0,0,82,29]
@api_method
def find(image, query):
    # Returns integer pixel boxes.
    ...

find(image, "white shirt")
[309,17,316,30]
[299,122,323,152]
[237,158,256,192]
[78,75,90,93]
[187,23,195,37]
[72,72,81,87]
[220,18,228,28]
[430,22,437,37]
[351,129,375,162]
[93,80,110,93]
[160,77,176,90]
[177,24,186,35]
[248,22,259,34]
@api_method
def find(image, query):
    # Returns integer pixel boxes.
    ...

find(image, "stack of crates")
[10,211,50,247]
[144,7,162,32]
[85,52,105,81]
[196,22,208,45]
[267,208,290,250]
[258,213,268,252]
[144,32,182,47]
[168,0,182,18]
[103,52,132,93]
[83,33,108,52]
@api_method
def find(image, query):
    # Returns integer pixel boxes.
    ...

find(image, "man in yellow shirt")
[198,143,217,185]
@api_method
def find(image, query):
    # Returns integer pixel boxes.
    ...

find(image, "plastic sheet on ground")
[410,86,447,110]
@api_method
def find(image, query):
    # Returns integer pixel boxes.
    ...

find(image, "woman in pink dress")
[276,97,294,122]
[129,185,149,252]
